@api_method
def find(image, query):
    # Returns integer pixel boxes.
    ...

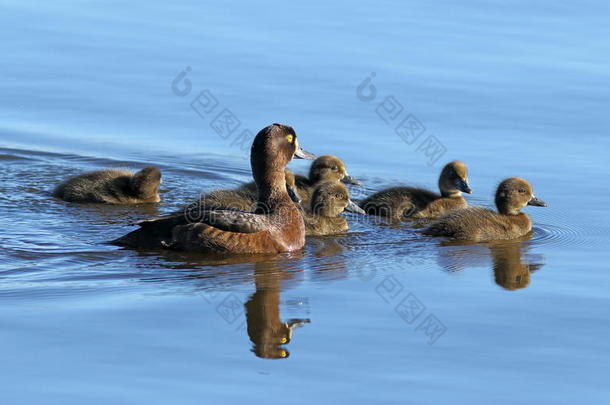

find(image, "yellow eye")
[280,337,288,344]
[280,350,287,358]
[286,134,294,143]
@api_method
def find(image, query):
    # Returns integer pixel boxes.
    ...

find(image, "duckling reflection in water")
[245,262,310,359]
[490,242,544,291]
[53,167,162,204]
[303,181,366,236]
[360,161,471,221]
[423,177,547,242]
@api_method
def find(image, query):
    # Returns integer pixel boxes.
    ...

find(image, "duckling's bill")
[528,195,547,207]
[341,173,362,186]
[345,200,366,215]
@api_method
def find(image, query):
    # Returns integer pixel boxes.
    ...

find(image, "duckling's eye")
[334,193,343,199]
[331,165,338,171]
[518,188,526,194]
[286,135,294,143]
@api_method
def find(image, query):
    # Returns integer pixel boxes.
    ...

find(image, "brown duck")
[53,166,161,204]
[303,181,366,236]
[423,177,547,241]
[113,123,316,253]
[359,161,472,220]
[178,168,300,214]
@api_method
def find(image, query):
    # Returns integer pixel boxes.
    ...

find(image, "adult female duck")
[113,123,315,253]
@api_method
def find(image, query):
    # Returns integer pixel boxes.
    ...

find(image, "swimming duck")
[422,177,547,241]
[303,181,366,236]
[359,161,472,220]
[178,169,300,214]
[53,166,162,204]
[113,123,316,253]
[290,155,361,205]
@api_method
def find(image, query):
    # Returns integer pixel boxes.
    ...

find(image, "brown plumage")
[53,166,161,204]
[423,177,547,242]
[303,181,365,236]
[112,123,316,253]
[292,155,360,206]
[178,169,299,213]
[360,161,472,220]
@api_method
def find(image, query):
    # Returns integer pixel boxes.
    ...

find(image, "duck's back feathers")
[54,167,161,204]
[423,207,532,241]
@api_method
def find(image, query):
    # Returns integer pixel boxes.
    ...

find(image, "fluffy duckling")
[113,123,316,253]
[292,155,361,205]
[423,177,547,241]
[303,181,366,236]
[53,167,161,204]
[359,161,472,220]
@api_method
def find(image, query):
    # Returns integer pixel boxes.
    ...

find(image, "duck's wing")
[197,209,271,234]
[136,207,270,234]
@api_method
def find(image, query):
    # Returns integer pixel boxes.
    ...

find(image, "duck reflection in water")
[245,261,310,359]
[490,241,544,290]
[434,236,544,290]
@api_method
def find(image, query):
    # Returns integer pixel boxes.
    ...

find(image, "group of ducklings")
[53,123,547,255]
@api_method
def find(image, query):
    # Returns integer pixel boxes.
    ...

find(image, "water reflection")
[435,235,545,290]
[246,261,310,359]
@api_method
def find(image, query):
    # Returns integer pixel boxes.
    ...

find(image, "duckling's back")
[423,207,532,241]
[53,169,135,204]
[360,186,441,220]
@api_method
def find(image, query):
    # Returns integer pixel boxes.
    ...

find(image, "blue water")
[1,1,610,404]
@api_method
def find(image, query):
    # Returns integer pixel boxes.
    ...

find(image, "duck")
[359,161,472,221]
[290,155,361,206]
[53,166,162,204]
[178,169,300,214]
[112,123,316,253]
[422,177,547,241]
[303,181,366,236]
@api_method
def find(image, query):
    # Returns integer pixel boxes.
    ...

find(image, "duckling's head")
[130,166,162,199]
[309,155,361,185]
[439,161,472,197]
[310,181,366,217]
[495,177,547,215]
[251,124,315,186]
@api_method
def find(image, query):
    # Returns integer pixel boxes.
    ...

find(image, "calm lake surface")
[2,1,610,404]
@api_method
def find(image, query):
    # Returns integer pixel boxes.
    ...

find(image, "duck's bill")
[341,174,362,186]
[345,200,366,215]
[293,146,316,160]
[286,318,311,330]
[287,186,301,204]
[528,196,548,207]
[456,179,472,194]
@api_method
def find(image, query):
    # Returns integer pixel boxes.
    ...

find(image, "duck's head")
[251,123,315,192]
[495,177,547,215]
[130,166,162,199]
[309,155,361,186]
[310,181,366,217]
[250,319,309,360]
[439,161,472,197]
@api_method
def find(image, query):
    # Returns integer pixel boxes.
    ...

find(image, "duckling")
[423,177,547,241]
[289,155,361,205]
[303,181,366,236]
[359,161,472,220]
[53,166,161,204]
[180,169,299,214]
[113,123,316,253]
